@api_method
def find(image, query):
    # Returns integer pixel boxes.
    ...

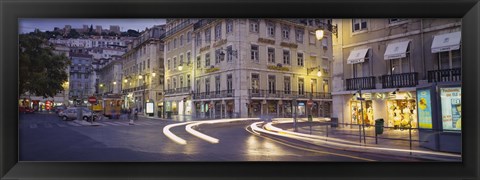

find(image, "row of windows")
[249,19,307,43]
[166,74,192,90]
[166,31,193,52]
[352,18,409,32]
[250,74,329,94]
[251,45,312,66]
[70,73,89,79]
[124,59,151,75]
[166,52,192,70]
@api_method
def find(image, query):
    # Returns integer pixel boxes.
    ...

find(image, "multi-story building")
[96,56,123,96]
[110,25,121,34]
[163,19,198,117]
[332,19,462,152]
[69,53,95,105]
[122,25,166,116]
[331,19,461,152]
[163,19,333,119]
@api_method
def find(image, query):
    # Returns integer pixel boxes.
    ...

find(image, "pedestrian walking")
[129,108,137,125]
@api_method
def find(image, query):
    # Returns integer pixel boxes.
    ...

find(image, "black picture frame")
[1,0,479,179]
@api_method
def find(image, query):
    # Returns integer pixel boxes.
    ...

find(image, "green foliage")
[19,34,70,98]
[66,29,80,38]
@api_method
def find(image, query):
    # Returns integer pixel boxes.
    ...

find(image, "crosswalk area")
[22,120,164,129]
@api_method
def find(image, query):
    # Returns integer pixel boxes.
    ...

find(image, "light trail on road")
[247,122,376,161]
[185,118,259,143]
[163,122,194,145]
[164,118,260,144]
[255,120,461,159]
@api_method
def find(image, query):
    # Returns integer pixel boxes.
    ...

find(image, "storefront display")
[440,87,462,131]
[387,99,416,129]
[417,89,433,129]
[350,100,373,125]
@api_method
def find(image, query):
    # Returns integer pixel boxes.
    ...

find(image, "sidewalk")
[277,122,461,161]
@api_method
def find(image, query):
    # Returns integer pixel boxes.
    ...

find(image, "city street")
[19,113,434,162]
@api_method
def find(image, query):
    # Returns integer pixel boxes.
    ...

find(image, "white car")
[61,107,97,121]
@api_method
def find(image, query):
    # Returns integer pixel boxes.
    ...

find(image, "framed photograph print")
[1,0,479,179]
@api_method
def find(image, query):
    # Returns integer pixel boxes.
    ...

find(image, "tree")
[19,34,70,98]
[108,31,117,36]
[126,29,140,37]
[66,29,80,38]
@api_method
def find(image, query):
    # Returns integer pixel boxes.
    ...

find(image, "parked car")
[54,106,66,114]
[61,107,98,121]
[19,107,34,114]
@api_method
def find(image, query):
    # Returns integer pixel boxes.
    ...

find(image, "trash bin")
[308,115,313,122]
[375,119,385,134]
[166,111,172,119]
[330,117,338,127]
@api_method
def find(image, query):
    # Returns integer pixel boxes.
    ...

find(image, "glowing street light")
[138,75,143,79]
[317,70,322,77]
[178,65,183,71]
[152,72,156,77]
[315,29,324,40]
[124,79,128,83]
[113,81,117,85]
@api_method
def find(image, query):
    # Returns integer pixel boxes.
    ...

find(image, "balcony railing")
[346,76,376,91]
[381,72,419,89]
[248,89,332,99]
[165,86,191,95]
[165,19,193,37]
[428,68,461,83]
[193,90,235,99]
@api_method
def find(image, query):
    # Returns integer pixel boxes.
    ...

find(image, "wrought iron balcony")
[346,76,376,91]
[248,89,331,99]
[428,68,461,83]
[193,90,234,99]
[381,72,419,89]
[165,86,191,95]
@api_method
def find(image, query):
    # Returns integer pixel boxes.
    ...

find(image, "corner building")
[332,19,461,127]
[163,19,333,119]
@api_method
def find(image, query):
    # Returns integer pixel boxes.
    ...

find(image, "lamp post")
[355,88,367,145]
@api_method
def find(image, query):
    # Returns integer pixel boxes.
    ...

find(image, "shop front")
[226,100,234,118]
[348,91,417,128]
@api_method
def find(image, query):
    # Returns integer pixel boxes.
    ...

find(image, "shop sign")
[417,89,433,129]
[440,87,462,131]
[45,100,53,110]
[146,102,154,114]
[88,96,97,104]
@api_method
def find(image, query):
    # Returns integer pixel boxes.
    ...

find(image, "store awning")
[347,48,370,64]
[384,40,410,60]
[431,31,461,53]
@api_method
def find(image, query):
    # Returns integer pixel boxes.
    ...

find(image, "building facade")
[332,19,462,131]
[164,19,333,119]
[122,25,166,116]
[69,53,95,105]
[96,56,123,96]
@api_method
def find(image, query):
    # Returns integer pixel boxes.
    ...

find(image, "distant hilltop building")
[110,25,121,34]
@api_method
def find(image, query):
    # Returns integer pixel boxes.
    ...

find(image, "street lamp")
[138,75,143,80]
[152,72,156,77]
[315,29,324,40]
[124,79,128,83]
[178,65,183,71]
[113,81,117,85]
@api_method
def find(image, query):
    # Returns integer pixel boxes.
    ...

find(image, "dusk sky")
[19,18,166,34]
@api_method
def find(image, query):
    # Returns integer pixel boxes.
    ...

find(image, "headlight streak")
[247,122,375,161]
[185,118,260,144]
[163,122,193,145]
[258,121,461,158]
